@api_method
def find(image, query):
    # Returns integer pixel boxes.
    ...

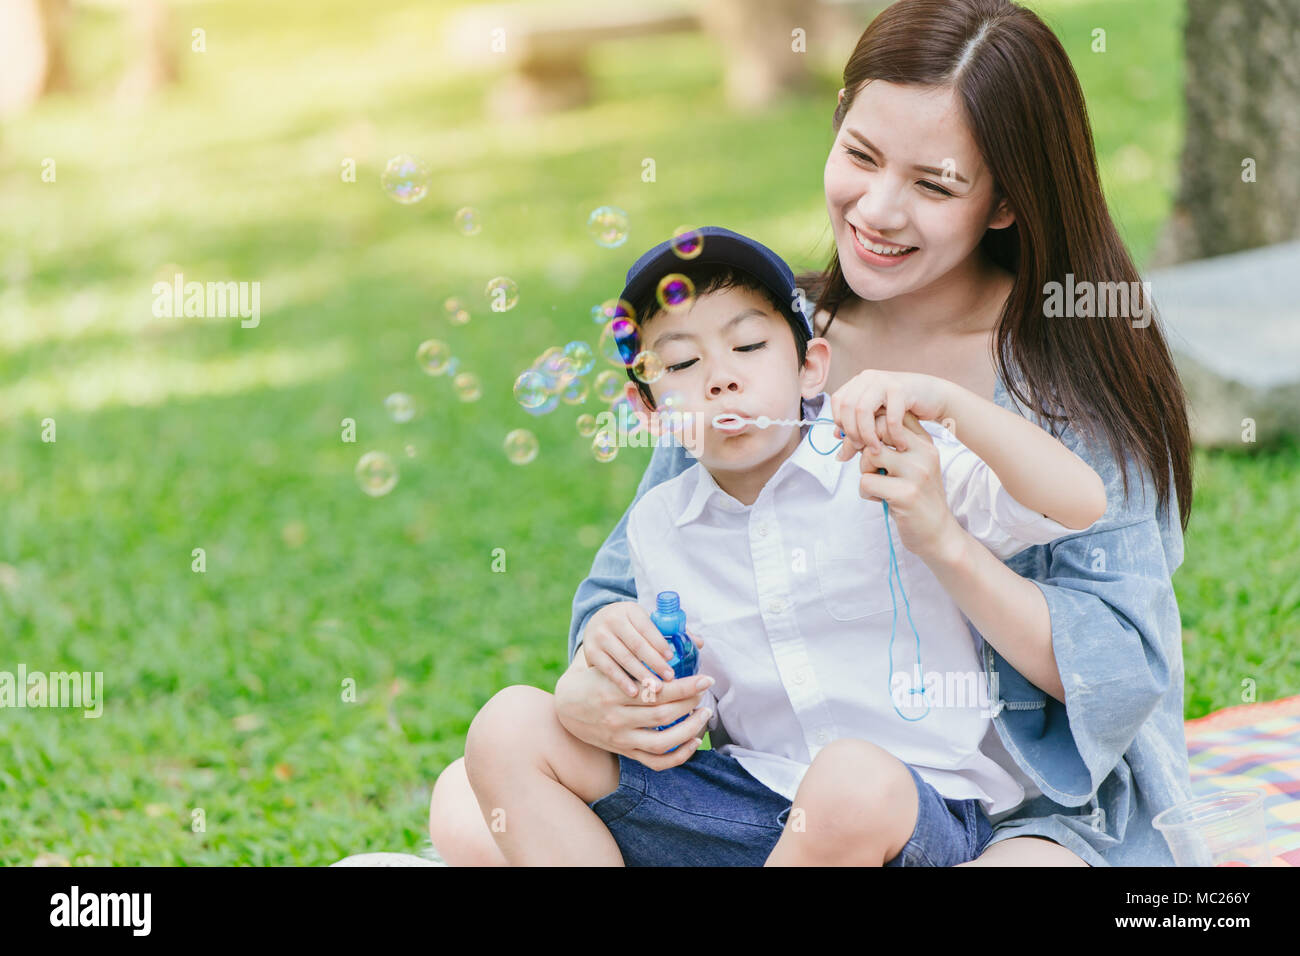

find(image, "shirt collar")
[673,393,843,527]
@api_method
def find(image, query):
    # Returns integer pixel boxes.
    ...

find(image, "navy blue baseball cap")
[617,226,813,337]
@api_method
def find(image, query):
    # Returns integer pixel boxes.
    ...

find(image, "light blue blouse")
[567,314,1195,867]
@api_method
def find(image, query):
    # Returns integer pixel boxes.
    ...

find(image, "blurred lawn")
[0,0,1294,865]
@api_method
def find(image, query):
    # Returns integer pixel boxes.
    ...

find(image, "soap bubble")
[504,429,539,465]
[594,369,624,402]
[598,316,641,367]
[485,276,519,312]
[454,372,482,401]
[587,206,630,248]
[563,340,595,376]
[356,451,398,497]
[656,273,695,312]
[444,297,470,325]
[381,155,430,205]
[445,356,461,377]
[405,444,416,458]
[632,350,665,384]
[417,339,452,375]
[540,352,578,392]
[385,392,415,423]
[671,226,704,260]
[576,414,597,437]
[454,207,482,236]
[593,298,636,327]
[523,394,559,416]
[514,370,549,409]
[561,377,589,405]
[592,428,618,463]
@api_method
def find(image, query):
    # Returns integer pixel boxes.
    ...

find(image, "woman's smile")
[851,223,919,266]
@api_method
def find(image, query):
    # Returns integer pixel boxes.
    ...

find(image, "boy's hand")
[582,601,704,696]
[830,369,953,461]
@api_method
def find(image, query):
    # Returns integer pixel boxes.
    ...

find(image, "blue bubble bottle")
[640,591,699,751]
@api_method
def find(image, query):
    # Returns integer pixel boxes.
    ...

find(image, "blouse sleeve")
[993,416,1184,804]
[567,438,692,665]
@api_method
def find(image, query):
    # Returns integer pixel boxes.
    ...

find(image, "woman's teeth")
[854,228,916,256]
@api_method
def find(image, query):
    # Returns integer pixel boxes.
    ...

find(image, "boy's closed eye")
[666,341,767,373]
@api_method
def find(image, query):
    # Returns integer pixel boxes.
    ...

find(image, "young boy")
[462,226,1105,866]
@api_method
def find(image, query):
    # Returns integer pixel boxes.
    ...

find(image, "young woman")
[429,0,1195,866]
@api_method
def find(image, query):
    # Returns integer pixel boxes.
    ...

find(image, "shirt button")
[766,598,786,614]
[817,730,828,743]
[756,523,769,537]
[793,670,805,684]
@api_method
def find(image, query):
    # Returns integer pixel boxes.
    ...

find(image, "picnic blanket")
[1185,694,1300,867]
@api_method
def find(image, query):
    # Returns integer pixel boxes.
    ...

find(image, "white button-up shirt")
[626,392,1089,817]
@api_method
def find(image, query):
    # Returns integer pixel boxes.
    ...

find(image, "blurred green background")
[0,0,1295,865]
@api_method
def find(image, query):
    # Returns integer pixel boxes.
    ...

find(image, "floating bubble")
[541,352,578,392]
[454,372,482,401]
[405,444,416,458]
[417,339,452,375]
[445,356,461,377]
[563,340,595,376]
[385,392,415,423]
[671,226,704,260]
[523,394,559,416]
[587,206,630,248]
[656,273,695,312]
[592,428,618,463]
[598,316,641,367]
[593,369,624,403]
[485,276,519,313]
[514,370,549,410]
[356,451,398,497]
[593,298,637,327]
[444,296,470,325]
[504,429,539,465]
[561,377,589,405]
[576,414,598,437]
[381,155,431,205]
[591,303,610,324]
[632,350,665,384]
[454,207,482,236]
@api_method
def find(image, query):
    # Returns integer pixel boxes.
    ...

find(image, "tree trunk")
[699,0,815,111]
[1149,0,1300,267]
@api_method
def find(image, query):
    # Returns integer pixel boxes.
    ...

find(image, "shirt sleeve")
[931,420,1097,561]
[567,438,692,664]
[990,414,1184,805]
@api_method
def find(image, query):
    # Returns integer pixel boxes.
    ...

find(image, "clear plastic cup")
[1152,787,1270,866]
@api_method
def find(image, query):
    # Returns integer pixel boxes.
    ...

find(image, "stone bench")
[442,0,699,116]
[1145,239,1300,448]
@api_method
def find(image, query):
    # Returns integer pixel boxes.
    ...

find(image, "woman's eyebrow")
[845,128,970,185]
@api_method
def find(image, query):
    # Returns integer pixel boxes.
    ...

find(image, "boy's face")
[624,286,830,476]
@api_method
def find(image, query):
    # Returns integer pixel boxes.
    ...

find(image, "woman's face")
[824,80,1013,302]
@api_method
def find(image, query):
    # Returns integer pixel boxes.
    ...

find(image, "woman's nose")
[856,180,908,232]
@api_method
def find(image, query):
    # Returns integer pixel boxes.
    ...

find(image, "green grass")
[0,0,1294,866]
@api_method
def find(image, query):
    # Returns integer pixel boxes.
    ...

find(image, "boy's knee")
[464,685,553,782]
[797,739,913,840]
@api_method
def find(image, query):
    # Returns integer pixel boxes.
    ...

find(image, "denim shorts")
[586,747,994,866]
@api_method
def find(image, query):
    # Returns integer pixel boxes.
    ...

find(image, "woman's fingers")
[885,385,908,451]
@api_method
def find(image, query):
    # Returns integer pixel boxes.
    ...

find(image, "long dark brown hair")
[799,0,1193,531]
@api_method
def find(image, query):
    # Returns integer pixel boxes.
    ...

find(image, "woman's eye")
[667,359,697,372]
[736,342,766,353]
[921,181,953,196]
[845,147,875,165]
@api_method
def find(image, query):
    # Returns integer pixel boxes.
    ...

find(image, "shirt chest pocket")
[813,519,895,621]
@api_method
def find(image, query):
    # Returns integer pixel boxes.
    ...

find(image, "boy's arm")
[940,381,1106,530]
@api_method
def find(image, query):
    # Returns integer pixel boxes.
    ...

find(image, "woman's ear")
[988,194,1016,230]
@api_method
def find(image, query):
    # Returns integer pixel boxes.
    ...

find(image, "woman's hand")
[554,651,715,773]
[856,410,964,564]
[830,369,954,460]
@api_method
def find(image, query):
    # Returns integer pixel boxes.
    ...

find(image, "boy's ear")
[624,382,661,436]
[799,337,832,399]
